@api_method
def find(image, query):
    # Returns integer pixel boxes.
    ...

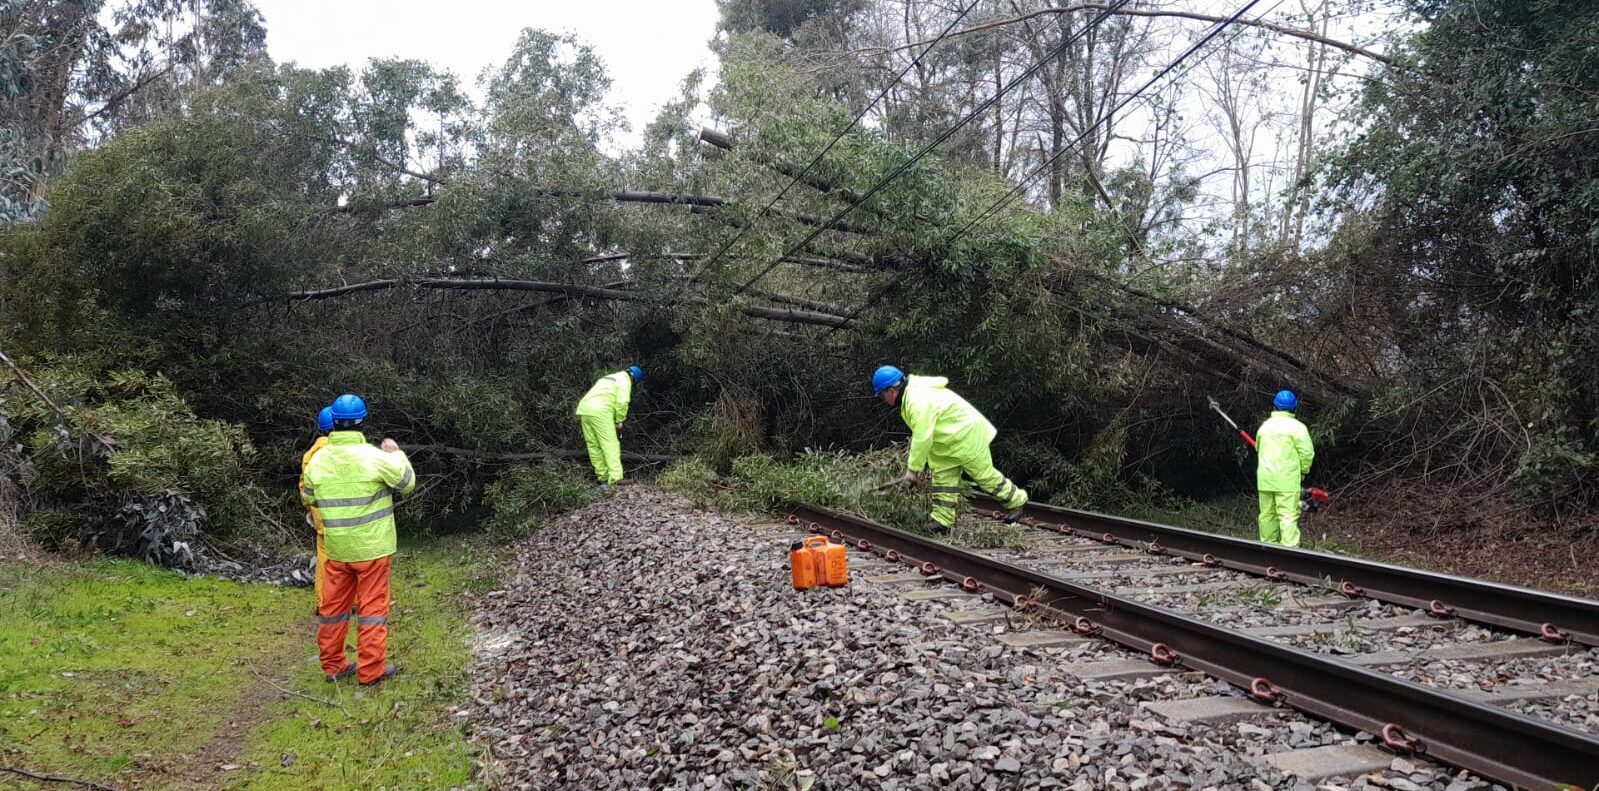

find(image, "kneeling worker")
[300,394,417,686]
[576,365,643,485]
[873,366,1028,534]
[1256,389,1315,547]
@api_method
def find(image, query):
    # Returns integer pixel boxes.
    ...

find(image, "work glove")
[888,471,924,489]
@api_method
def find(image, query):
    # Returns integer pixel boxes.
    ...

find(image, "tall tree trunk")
[1285,0,1333,248]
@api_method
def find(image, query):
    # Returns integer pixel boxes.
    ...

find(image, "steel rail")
[975,497,1599,647]
[791,504,1599,791]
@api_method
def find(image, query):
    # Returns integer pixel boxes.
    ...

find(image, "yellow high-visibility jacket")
[299,431,417,562]
[1256,410,1314,492]
[300,436,328,499]
[899,375,997,473]
[575,371,633,424]
[301,435,329,599]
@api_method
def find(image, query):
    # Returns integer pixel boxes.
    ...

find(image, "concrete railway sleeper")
[973,496,1599,647]
[789,504,1599,791]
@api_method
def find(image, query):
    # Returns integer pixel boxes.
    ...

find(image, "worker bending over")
[873,366,1028,535]
[575,365,643,485]
[1256,390,1315,547]
[301,405,334,606]
[300,394,416,686]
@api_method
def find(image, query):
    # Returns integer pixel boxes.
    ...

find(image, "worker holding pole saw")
[1208,391,1323,548]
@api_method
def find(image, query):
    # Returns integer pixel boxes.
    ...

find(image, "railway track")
[788,502,1599,790]
[986,497,1599,647]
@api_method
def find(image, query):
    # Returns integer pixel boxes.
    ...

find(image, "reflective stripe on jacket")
[575,371,632,424]
[1256,410,1314,492]
[899,375,997,473]
[299,431,417,562]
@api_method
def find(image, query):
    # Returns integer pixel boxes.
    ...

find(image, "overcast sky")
[253,0,720,146]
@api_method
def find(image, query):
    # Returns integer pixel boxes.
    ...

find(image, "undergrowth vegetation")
[660,448,1038,548]
[482,461,603,541]
[661,449,929,532]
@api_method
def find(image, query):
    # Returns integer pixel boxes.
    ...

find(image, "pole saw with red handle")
[1207,395,1328,513]
[1207,395,1256,449]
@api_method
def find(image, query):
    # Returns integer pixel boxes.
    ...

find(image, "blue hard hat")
[330,393,368,421]
[1273,390,1298,411]
[627,365,644,382]
[871,365,905,397]
[317,406,334,432]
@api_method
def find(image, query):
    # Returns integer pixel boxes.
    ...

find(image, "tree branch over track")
[246,277,860,329]
[857,4,1393,66]
[334,188,878,235]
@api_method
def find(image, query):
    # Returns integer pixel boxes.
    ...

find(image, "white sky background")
[251,0,721,148]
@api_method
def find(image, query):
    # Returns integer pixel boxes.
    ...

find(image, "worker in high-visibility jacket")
[1256,390,1315,547]
[873,366,1028,534]
[301,406,334,606]
[299,394,416,686]
[575,365,643,485]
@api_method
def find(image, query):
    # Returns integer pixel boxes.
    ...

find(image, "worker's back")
[901,376,996,464]
[576,371,631,419]
[301,431,415,562]
[1256,411,1313,492]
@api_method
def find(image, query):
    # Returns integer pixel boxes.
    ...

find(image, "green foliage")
[1511,430,1598,514]
[1321,0,1599,509]
[718,0,864,40]
[8,357,262,547]
[657,457,723,503]
[482,461,601,540]
[1004,437,1180,511]
[660,449,934,534]
[699,388,766,472]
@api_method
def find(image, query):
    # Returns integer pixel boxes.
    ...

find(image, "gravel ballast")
[468,487,1508,790]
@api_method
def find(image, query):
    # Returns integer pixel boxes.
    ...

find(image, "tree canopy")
[2,0,1595,557]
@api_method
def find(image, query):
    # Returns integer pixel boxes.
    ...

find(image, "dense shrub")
[5,359,265,552]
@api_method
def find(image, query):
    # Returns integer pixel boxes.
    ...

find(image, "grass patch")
[1194,584,1283,610]
[0,538,494,790]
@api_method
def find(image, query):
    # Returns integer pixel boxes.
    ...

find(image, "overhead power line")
[729,0,1137,298]
[826,0,1270,334]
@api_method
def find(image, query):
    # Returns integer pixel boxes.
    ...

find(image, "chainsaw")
[1301,487,1329,514]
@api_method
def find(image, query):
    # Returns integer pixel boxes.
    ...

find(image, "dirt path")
[178,639,305,790]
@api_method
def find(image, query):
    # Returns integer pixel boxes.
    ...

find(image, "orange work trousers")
[317,555,392,684]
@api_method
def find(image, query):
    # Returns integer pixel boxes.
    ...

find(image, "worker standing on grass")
[575,365,643,485]
[1256,390,1315,547]
[300,394,416,686]
[872,366,1028,535]
[301,405,334,606]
